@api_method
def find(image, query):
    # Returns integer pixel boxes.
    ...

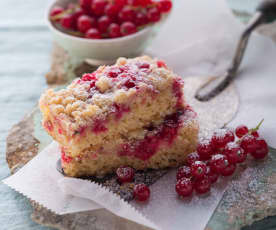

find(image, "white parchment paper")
[3,0,276,229]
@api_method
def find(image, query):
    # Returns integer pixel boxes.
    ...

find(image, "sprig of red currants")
[175,120,269,198]
[50,0,173,39]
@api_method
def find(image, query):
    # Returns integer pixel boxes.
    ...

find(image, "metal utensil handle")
[227,13,263,79]
[258,0,276,23]
[229,0,276,79]
[195,0,276,101]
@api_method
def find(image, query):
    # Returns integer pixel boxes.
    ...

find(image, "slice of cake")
[40,56,199,177]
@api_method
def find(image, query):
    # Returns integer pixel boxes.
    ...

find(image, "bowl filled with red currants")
[47,0,172,64]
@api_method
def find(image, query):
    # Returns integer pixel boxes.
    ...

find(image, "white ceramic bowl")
[46,0,163,65]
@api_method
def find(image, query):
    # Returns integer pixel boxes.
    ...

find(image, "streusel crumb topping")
[40,56,181,129]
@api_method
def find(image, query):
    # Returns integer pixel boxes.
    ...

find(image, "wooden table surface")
[1,0,275,230]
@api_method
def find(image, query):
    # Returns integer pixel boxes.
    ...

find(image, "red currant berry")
[115,0,128,8]
[197,139,213,160]
[91,0,108,16]
[206,166,219,184]
[72,8,85,22]
[191,161,207,179]
[240,134,258,154]
[77,15,95,33]
[61,14,74,29]
[251,131,259,137]
[120,22,137,36]
[147,7,161,22]
[50,6,64,17]
[128,0,141,6]
[108,23,121,38]
[251,138,269,159]
[85,28,101,39]
[129,0,152,6]
[211,129,235,149]
[194,177,211,194]
[123,79,136,89]
[116,166,135,183]
[157,0,173,13]
[105,3,120,17]
[142,0,153,6]
[119,6,136,23]
[135,12,148,26]
[133,183,150,202]
[79,0,92,11]
[175,178,193,197]
[224,142,247,164]
[220,163,236,176]
[209,154,228,174]
[107,67,122,78]
[235,125,249,138]
[157,60,167,68]
[176,166,191,180]
[98,15,111,33]
[137,62,150,69]
[82,73,97,81]
[186,152,200,166]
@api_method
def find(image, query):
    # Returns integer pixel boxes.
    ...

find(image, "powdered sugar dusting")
[183,76,239,137]
[226,141,238,148]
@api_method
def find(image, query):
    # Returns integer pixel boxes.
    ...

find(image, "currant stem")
[250,118,264,133]
[50,4,80,21]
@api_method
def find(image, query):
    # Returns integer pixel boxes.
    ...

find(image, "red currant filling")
[61,149,73,164]
[112,103,131,120]
[118,108,194,161]
[92,119,108,133]
[74,126,87,137]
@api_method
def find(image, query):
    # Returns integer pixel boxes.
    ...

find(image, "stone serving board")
[6,40,276,230]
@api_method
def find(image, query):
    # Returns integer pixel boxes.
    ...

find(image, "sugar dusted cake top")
[40,56,184,129]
